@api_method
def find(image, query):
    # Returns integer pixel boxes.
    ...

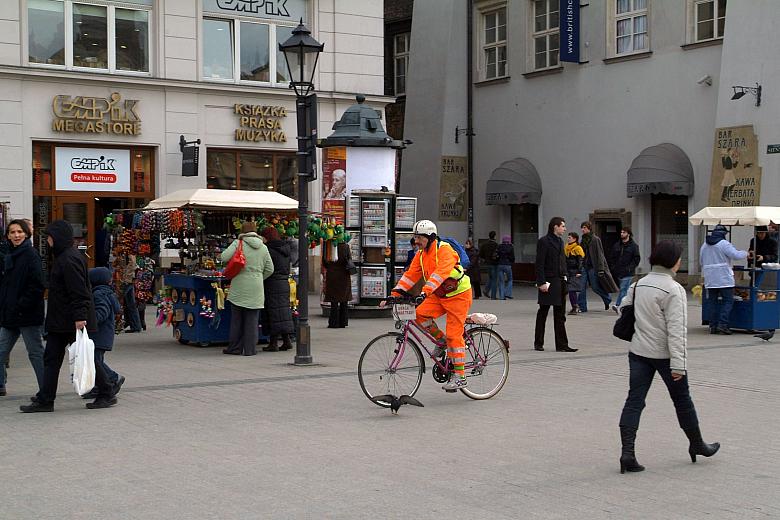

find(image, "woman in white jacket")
[617,240,720,474]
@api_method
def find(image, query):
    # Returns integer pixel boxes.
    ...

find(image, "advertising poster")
[439,156,468,221]
[708,125,762,207]
[322,146,347,223]
[55,147,131,192]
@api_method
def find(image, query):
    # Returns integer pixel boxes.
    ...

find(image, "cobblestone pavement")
[1,288,778,519]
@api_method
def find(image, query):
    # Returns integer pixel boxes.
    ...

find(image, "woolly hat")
[502,235,511,244]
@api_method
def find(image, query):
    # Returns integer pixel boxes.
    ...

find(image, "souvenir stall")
[141,188,299,346]
[689,206,780,332]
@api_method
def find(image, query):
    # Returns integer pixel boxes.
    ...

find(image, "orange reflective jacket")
[393,240,470,297]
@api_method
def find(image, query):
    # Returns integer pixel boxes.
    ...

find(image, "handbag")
[223,239,246,279]
[67,328,95,396]
[613,283,637,342]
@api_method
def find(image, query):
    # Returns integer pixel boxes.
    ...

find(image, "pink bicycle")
[358,295,510,406]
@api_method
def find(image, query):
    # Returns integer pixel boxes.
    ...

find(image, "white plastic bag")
[67,328,96,396]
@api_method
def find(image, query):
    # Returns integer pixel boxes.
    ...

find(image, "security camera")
[697,75,713,86]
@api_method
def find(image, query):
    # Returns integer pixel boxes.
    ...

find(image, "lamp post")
[279,20,324,365]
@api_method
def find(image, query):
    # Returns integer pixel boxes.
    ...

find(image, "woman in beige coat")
[220,221,274,356]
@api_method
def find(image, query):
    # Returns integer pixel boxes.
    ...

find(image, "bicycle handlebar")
[386,293,426,306]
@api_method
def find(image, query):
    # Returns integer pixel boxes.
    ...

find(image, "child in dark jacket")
[83,267,124,399]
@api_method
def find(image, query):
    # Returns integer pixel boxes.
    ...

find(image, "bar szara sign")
[52,92,141,135]
[234,104,288,143]
[708,125,762,207]
[439,156,468,221]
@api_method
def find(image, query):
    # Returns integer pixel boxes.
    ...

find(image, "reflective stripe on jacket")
[393,239,471,297]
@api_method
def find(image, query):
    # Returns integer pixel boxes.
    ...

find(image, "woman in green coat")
[221,221,274,356]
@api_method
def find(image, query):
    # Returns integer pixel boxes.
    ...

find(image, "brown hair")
[261,226,280,242]
[240,221,257,234]
[6,219,32,239]
[581,221,592,231]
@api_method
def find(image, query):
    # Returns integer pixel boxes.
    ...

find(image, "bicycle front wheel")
[358,332,425,407]
[461,327,509,400]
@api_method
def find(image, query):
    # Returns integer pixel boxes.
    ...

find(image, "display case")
[361,266,387,298]
[702,267,780,331]
[395,232,415,264]
[395,197,417,229]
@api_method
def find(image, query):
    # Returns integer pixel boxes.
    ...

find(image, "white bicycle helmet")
[413,219,437,236]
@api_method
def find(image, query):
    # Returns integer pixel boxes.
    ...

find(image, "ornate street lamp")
[279,20,324,365]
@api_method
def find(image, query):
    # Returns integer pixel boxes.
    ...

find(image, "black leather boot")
[620,426,645,474]
[684,427,720,462]
[263,335,280,352]
[279,334,293,351]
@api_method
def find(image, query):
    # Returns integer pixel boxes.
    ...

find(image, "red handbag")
[223,240,246,279]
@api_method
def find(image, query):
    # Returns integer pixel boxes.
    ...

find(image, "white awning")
[485,158,542,205]
[688,206,780,226]
[144,189,298,211]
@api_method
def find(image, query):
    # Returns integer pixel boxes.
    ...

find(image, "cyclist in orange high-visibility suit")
[390,220,472,391]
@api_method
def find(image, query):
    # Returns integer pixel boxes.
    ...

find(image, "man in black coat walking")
[21,220,116,412]
[534,217,577,352]
[608,226,641,310]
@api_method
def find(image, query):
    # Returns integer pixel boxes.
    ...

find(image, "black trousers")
[534,304,569,349]
[227,303,259,355]
[328,302,349,328]
[37,330,114,404]
[619,352,699,430]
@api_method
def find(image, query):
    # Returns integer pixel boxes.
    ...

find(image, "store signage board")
[559,0,580,63]
[233,104,288,143]
[202,0,306,22]
[52,92,141,136]
[767,144,780,154]
[182,145,200,177]
[55,147,131,192]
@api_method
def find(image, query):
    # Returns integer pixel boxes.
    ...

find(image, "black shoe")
[222,349,242,355]
[113,375,126,395]
[262,344,279,352]
[86,397,117,409]
[534,345,544,351]
[0,387,6,397]
[684,427,720,462]
[604,302,611,310]
[81,388,100,400]
[20,401,54,413]
[716,327,732,335]
[556,346,579,352]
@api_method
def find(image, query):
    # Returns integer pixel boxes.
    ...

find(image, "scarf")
[564,242,584,258]
[4,239,32,272]
[581,233,592,249]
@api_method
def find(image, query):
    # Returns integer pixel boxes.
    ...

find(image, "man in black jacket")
[534,217,577,352]
[479,231,499,299]
[21,220,116,412]
[608,226,641,312]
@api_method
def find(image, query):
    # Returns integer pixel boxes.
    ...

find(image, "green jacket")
[221,233,274,309]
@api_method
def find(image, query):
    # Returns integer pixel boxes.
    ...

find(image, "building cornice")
[0,65,394,105]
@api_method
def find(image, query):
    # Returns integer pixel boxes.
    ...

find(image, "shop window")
[690,0,726,42]
[276,156,298,199]
[607,0,649,57]
[532,0,559,70]
[28,0,65,65]
[239,153,274,191]
[27,0,151,73]
[480,5,507,80]
[394,33,410,95]
[133,150,152,193]
[33,143,53,191]
[203,17,294,86]
[652,194,688,271]
[207,151,238,189]
[511,203,539,263]
[206,149,297,194]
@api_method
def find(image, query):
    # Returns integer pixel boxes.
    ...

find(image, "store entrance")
[54,196,94,265]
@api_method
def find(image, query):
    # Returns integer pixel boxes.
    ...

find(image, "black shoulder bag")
[613,283,637,342]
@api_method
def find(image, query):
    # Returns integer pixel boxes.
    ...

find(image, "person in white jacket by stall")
[699,224,748,335]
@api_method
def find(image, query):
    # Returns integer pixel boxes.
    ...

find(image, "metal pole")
[295,94,313,365]
[466,0,475,242]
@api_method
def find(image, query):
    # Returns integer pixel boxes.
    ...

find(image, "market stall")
[142,189,299,346]
[689,206,780,332]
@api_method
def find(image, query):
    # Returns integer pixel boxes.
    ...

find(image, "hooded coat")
[699,226,748,289]
[220,232,274,309]
[45,220,97,333]
[0,238,45,328]
[89,267,121,350]
[262,239,294,335]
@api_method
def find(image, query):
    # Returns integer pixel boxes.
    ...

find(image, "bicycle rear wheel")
[460,327,509,400]
[358,332,425,407]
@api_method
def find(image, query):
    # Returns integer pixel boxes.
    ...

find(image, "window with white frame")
[532,0,559,70]
[694,0,726,41]
[482,7,507,79]
[394,32,410,95]
[614,0,648,55]
[27,0,151,73]
[203,17,295,85]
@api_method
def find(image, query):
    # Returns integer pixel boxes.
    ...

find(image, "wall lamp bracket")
[731,83,761,107]
[455,125,475,144]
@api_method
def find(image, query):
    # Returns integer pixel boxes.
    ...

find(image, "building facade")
[0,0,388,270]
[400,0,780,279]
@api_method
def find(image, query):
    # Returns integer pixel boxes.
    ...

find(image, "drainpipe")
[467,0,474,241]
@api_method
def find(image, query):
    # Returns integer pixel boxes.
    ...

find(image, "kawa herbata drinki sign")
[708,125,762,207]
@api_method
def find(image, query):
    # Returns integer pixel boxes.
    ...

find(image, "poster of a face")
[322,147,347,222]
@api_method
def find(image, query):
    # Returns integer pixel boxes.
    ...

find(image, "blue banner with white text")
[559,0,580,63]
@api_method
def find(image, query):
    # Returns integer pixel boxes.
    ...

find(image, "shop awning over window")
[485,158,542,205]
[626,143,694,197]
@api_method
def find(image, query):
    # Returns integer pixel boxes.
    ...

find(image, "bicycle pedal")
[444,388,458,393]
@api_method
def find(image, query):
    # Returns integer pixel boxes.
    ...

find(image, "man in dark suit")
[534,217,578,352]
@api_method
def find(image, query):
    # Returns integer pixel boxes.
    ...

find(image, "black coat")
[535,233,567,306]
[608,239,641,279]
[45,220,97,333]
[496,243,515,265]
[262,240,294,335]
[465,246,481,285]
[0,240,45,328]
[324,243,352,303]
[90,268,121,350]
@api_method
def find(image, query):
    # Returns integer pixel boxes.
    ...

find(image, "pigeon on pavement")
[370,394,424,414]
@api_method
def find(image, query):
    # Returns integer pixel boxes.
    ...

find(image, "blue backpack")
[439,237,471,269]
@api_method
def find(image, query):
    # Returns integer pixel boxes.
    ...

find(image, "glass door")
[54,197,95,267]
